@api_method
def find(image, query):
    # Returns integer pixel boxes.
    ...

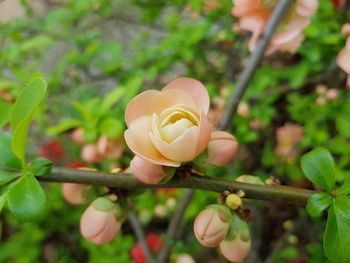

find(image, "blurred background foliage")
[0,0,349,262]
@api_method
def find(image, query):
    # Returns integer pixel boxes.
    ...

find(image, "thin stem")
[219,0,294,131]
[128,201,156,263]
[39,168,315,205]
[157,189,195,263]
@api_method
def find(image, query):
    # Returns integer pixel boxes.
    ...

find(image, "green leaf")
[0,133,21,169]
[306,192,331,217]
[21,35,53,52]
[29,157,53,177]
[324,196,350,263]
[7,174,46,221]
[101,88,125,113]
[11,78,47,167]
[0,170,19,185]
[0,100,12,128]
[337,176,350,195]
[46,119,81,136]
[0,192,9,213]
[98,117,124,139]
[301,147,336,192]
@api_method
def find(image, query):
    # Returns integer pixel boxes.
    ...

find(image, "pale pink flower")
[62,183,88,205]
[337,32,350,89]
[207,131,238,166]
[275,123,304,159]
[124,77,212,168]
[70,128,85,145]
[232,0,318,54]
[176,254,196,263]
[81,144,104,163]
[193,207,229,248]
[97,136,124,159]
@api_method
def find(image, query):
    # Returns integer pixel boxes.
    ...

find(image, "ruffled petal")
[162,77,210,113]
[124,115,180,167]
[125,90,160,127]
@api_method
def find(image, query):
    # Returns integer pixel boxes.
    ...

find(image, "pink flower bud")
[81,144,104,163]
[176,254,196,263]
[130,156,166,184]
[326,89,339,101]
[62,183,88,205]
[207,131,238,166]
[97,136,124,159]
[341,23,350,36]
[237,102,250,118]
[219,238,251,262]
[193,207,229,248]
[80,198,121,245]
[70,128,85,145]
[315,84,327,95]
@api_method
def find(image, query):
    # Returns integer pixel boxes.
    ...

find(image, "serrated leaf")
[7,174,46,221]
[11,78,47,167]
[0,133,21,169]
[0,100,12,128]
[306,192,331,217]
[301,147,336,192]
[98,117,124,139]
[46,119,81,136]
[324,195,350,263]
[29,157,52,177]
[0,170,19,185]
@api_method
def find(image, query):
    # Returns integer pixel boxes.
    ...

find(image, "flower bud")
[226,194,242,210]
[207,131,238,166]
[81,144,104,163]
[219,238,251,262]
[193,207,229,247]
[235,175,264,185]
[326,88,338,101]
[176,254,196,263]
[97,136,124,159]
[341,23,350,36]
[130,156,166,184]
[80,198,121,245]
[62,183,88,205]
[71,128,85,145]
[237,102,250,118]
[315,84,327,95]
[316,96,326,106]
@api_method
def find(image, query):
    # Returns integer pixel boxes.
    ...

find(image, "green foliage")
[7,174,46,221]
[0,133,21,169]
[301,147,336,193]
[11,77,47,167]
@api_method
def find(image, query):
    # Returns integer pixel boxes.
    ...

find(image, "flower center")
[156,105,199,144]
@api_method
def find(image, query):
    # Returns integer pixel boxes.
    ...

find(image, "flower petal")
[125,90,160,127]
[337,48,350,74]
[162,77,210,113]
[124,115,180,167]
[130,156,166,184]
[150,111,211,162]
[150,126,199,162]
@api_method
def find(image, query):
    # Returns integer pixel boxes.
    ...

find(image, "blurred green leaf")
[11,78,47,167]
[0,170,19,186]
[98,117,124,139]
[47,119,81,136]
[0,192,8,212]
[306,192,331,217]
[8,174,46,221]
[101,88,125,113]
[301,148,336,192]
[29,157,53,177]
[0,133,21,169]
[0,100,12,128]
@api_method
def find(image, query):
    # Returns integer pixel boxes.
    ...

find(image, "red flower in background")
[39,140,65,163]
[65,160,86,169]
[332,0,344,9]
[130,233,163,263]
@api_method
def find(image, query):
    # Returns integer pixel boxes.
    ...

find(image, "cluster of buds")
[70,128,124,163]
[193,205,251,262]
[315,84,339,105]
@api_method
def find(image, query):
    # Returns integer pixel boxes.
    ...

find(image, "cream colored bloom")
[124,77,212,167]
